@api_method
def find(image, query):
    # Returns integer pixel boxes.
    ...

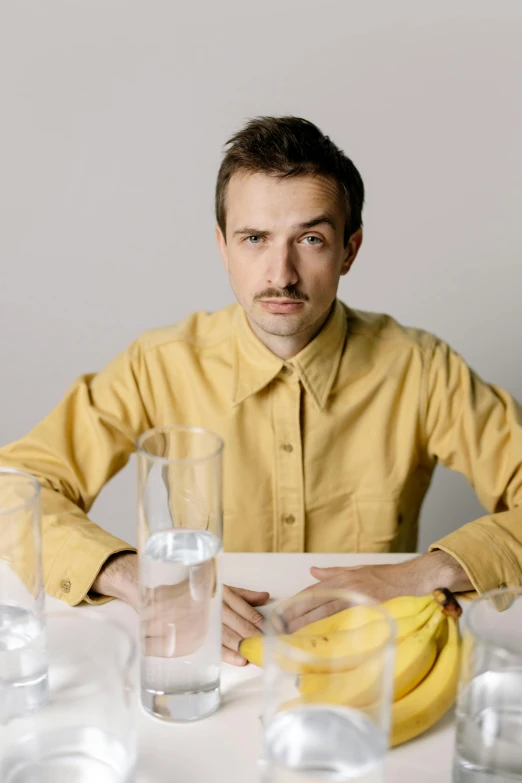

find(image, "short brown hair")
[215,116,364,245]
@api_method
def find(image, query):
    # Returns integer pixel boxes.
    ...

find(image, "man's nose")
[265,244,299,288]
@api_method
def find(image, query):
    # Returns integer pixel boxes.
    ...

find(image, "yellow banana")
[390,614,461,747]
[293,593,435,637]
[297,607,445,707]
[240,628,378,674]
[391,600,437,642]
[239,600,436,673]
[238,635,265,668]
[392,610,446,701]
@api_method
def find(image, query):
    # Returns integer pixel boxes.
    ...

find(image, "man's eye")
[303,236,322,245]
[246,235,262,244]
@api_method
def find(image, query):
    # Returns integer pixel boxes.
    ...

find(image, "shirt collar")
[231,300,348,411]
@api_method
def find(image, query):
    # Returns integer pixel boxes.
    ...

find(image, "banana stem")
[432,587,462,619]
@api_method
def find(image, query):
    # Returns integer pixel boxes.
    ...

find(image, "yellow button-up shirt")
[2,300,522,605]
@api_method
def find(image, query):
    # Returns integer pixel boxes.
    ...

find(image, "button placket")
[272,371,304,553]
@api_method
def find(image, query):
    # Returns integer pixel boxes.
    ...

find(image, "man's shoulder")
[134,304,238,355]
[341,302,436,353]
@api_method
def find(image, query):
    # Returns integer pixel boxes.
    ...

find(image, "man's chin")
[250,312,309,338]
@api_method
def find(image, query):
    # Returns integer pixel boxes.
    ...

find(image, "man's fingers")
[282,592,345,625]
[222,644,247,666]
[221,623,248,655]
[286,599,347,634]
[227,586,270,606]
[222,604,263,643]
[224,587,266,631]
[310,566,349,580]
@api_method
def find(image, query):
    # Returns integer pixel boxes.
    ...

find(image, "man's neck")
[246,304,334,361]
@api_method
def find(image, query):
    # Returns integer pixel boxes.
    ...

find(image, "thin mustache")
[255,288,309,302]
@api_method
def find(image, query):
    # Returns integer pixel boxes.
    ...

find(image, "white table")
[48,553,456,782]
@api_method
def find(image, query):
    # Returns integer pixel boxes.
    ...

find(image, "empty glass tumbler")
[136,425,224,722]
[0,468,47,721]
[261,589,396,783]
[453,586,522,783]
[0,611,137,783]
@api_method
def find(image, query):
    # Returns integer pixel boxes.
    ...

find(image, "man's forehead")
[226,171,344,223]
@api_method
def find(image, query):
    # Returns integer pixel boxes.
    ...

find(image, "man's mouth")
[258,299,305,313]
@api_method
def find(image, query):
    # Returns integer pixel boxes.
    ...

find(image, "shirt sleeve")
[0,340,152,606]
[423,337,522,593]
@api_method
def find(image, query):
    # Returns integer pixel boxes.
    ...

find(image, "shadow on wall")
[417,467,486,552]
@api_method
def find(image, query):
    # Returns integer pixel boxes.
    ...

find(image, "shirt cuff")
[429,519,522,595]
[45,525,137,607]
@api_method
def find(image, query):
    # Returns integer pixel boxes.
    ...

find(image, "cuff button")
[60,580,71,593]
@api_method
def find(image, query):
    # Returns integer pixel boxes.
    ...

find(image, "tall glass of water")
[0,611,137,782]
[0,468,47,721]
[136,425,224,722]
[261,589,396,783]
[453,586,522,783]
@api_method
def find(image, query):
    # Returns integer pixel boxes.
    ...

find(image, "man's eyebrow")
[294,214,337,231]
[233,227,269,236]
[232,215,338,237]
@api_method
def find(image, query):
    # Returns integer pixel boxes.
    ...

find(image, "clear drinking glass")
[136,425,224,722]
[453,586,522,783]
[261,589,396,783]
[0,468,47,721]
[0,611,137,783]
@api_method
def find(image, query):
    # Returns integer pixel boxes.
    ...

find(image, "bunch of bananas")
[239,588,463,747]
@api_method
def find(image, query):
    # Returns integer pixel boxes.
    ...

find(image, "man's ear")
[341,227,363,276]
[215,224,229,271]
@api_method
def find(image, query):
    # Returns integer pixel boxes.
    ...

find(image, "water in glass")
[0,604,47,720]
[264,705,386,782]
[140,528,222,721]
[1,725,134,783]
[454,669,522,782]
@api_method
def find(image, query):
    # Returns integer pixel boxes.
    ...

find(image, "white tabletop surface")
[47,553,456,782]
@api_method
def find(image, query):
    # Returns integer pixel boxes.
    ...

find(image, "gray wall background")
[1,0,521,552]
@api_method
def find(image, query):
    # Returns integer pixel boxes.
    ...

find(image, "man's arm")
[91,551,140,607]
[295,336,522,625]
[0,341,149,604]
[304,337,522,614]
[423,337,522,594]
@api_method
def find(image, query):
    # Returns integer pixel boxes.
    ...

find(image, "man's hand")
[221,586,269,665]
[91,552,269,666]
[138,583,269,664]
[284,550,472,632]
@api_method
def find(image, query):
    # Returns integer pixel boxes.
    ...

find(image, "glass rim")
[45,610,137,669]
[266,588,396,663]
[466,585,522,652]
[135,425,224,465]
[0,468,41,516]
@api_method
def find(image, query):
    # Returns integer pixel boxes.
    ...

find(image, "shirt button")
[281,443,294,453]
[281,365,293,376]
[60,580,71,593]
[282,513,296,525]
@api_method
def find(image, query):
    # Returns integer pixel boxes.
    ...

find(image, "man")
[2,116,522,665]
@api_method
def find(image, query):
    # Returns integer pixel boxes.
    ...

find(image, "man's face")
[216,172,362,340]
